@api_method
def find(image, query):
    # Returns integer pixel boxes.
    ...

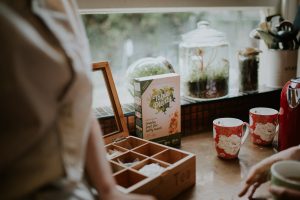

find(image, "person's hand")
[100,188,156,200]
[238,159,271,199]
[238,146,300,199]
[269,185,300,200]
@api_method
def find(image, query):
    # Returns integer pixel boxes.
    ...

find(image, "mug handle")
[275,112,279,133]
[241,122,250,145]
[272,111,280,151]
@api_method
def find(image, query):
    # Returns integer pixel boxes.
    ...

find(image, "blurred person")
[238,145,300,200]
[0,0,154,200]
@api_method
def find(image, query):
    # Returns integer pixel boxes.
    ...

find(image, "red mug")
[249,107,278,145]
[213,118,249,159]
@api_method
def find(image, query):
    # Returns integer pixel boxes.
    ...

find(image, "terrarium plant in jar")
[126,57,174,96]
[186,48,229,99]
[238,48,261,93]
[179,21,230,100]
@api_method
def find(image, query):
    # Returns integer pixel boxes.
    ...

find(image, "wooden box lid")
[92,62,129,144]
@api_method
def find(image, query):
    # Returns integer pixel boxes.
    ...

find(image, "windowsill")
[180,85,281,105]
[93,85,281,119]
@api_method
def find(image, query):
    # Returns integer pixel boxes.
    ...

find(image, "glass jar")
[179,21,230,100]
[126,56,175,96]
[238,48,261,93]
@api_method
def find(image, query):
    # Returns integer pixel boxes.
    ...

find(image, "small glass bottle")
[238,48,261,93]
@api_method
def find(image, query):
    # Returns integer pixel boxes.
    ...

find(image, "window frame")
[77,0,281,14]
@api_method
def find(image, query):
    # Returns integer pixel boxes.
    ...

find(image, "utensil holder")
[261,49,298,88]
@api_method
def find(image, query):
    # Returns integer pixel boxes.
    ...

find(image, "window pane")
[82,10,260,106]
[92,69,119,134]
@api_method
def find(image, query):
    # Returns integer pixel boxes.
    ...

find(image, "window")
[79,1,280,108]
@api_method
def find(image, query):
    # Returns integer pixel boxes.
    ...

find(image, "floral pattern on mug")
[254,122,276,141]
[250,108,278,145]
[217,134,241,155]
[213,123,243,159]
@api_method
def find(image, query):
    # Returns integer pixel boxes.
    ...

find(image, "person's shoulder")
[0,2,52,61]
[0,3,25,45]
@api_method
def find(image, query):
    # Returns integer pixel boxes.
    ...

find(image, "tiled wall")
[96,90,281,136]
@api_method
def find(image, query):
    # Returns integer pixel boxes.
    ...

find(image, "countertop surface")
[174,132,275,200]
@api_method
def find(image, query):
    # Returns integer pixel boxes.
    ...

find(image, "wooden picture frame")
[92,61,129,144]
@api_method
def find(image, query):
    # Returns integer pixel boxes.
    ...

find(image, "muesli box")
[134,73,181,147]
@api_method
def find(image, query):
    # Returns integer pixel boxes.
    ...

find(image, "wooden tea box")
[133,73,181,147]
[92,62,195,200]
[105,136,196,200]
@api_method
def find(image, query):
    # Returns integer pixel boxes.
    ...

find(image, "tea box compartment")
[112,151,147,168]
[114,169,148,189]
[106,144,128,159]
[133,143,167,157]
[153,149,189,164]
[114,136,147,150]
[109,161,125,173]
[132,158,170,177]
[105,136,196,200]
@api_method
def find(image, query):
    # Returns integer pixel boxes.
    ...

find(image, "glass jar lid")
[181,21,228,47]
[238,47,261,56]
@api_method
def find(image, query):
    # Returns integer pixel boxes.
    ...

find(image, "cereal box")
[134,73,181,147]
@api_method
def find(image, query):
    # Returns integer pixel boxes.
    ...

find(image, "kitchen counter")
[175,132,275,200]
